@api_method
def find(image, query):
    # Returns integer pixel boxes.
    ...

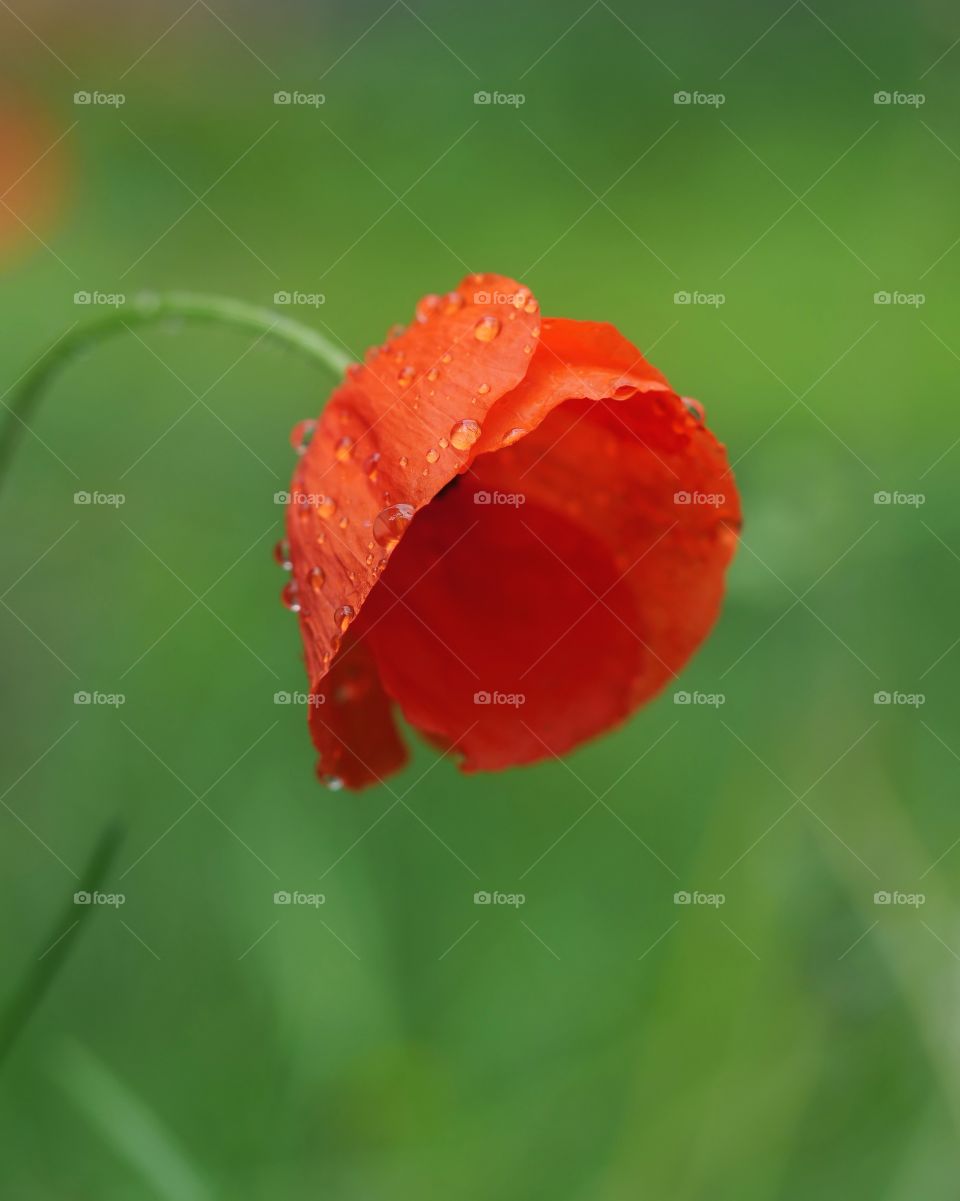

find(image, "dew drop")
[438,437,449,449]
[524,298,538,314]
[426,447,440,464]
[399,455,409,468]
[334,604,355,632]
[281,581,301,612]
[374,502,415,549]
[364,451,381,480]
[443,291,464,314]
[334,436,354,462]
[450,418,481,450]
[683,396,705,422]
[308,566,325,592]
[501,427,526,447]
[397,365,415,388]
[317,495,336,519]
[478,383,490,395]
[273,539,292,570]
[474,315,501,342]
[289,419,316,455]
[416,294,441,322]
[338,515,349,530]
[319,773,345,791]
[427,368,438,382]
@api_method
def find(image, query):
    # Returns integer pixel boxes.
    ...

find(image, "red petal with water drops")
[284,273,541,786]
[283,277,740,787]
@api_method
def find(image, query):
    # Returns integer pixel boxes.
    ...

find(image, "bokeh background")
[2,0,960,1196]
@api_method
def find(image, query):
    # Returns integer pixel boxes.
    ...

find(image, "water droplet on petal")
[450,418,481,450]
[338,515,349,529]
[273,539,292,570]
[397,365,415,388]
[317,496,336,519]
[374,502,415,549]
[443,291,464,314]
[478,383,490,395]
[334,605,355,633]
[334,436,354,462]
[683,396,705,422]
[319,772,345,791]
[501,427,526,447]
[290,419,317,455]
[281,581,301,612]
[425,447,440,464]
[438,437,449,449]
[416,294,441,322]
[364,451,381,480]
[399,455,409,469]
[474,315,501,342]
[524,298,538,313]
[427,368,438,382]
[308,566,325,591]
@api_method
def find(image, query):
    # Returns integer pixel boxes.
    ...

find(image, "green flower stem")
[0,821,125,1069]
[0,292,352,488]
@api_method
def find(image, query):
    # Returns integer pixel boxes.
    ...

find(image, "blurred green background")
[2,0,960,1196]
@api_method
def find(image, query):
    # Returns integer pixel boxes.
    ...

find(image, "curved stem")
[0,292,352,488]
[0,821,124,1069]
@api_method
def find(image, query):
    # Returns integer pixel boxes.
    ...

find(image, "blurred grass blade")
[59,1042,213,1201]
[0,821,124,1068]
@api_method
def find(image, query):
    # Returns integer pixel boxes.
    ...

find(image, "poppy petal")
[307,631,408,789]
[286,274,541,783]
[354,322,739,773]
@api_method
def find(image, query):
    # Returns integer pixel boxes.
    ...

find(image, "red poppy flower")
[282,273,740,790]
